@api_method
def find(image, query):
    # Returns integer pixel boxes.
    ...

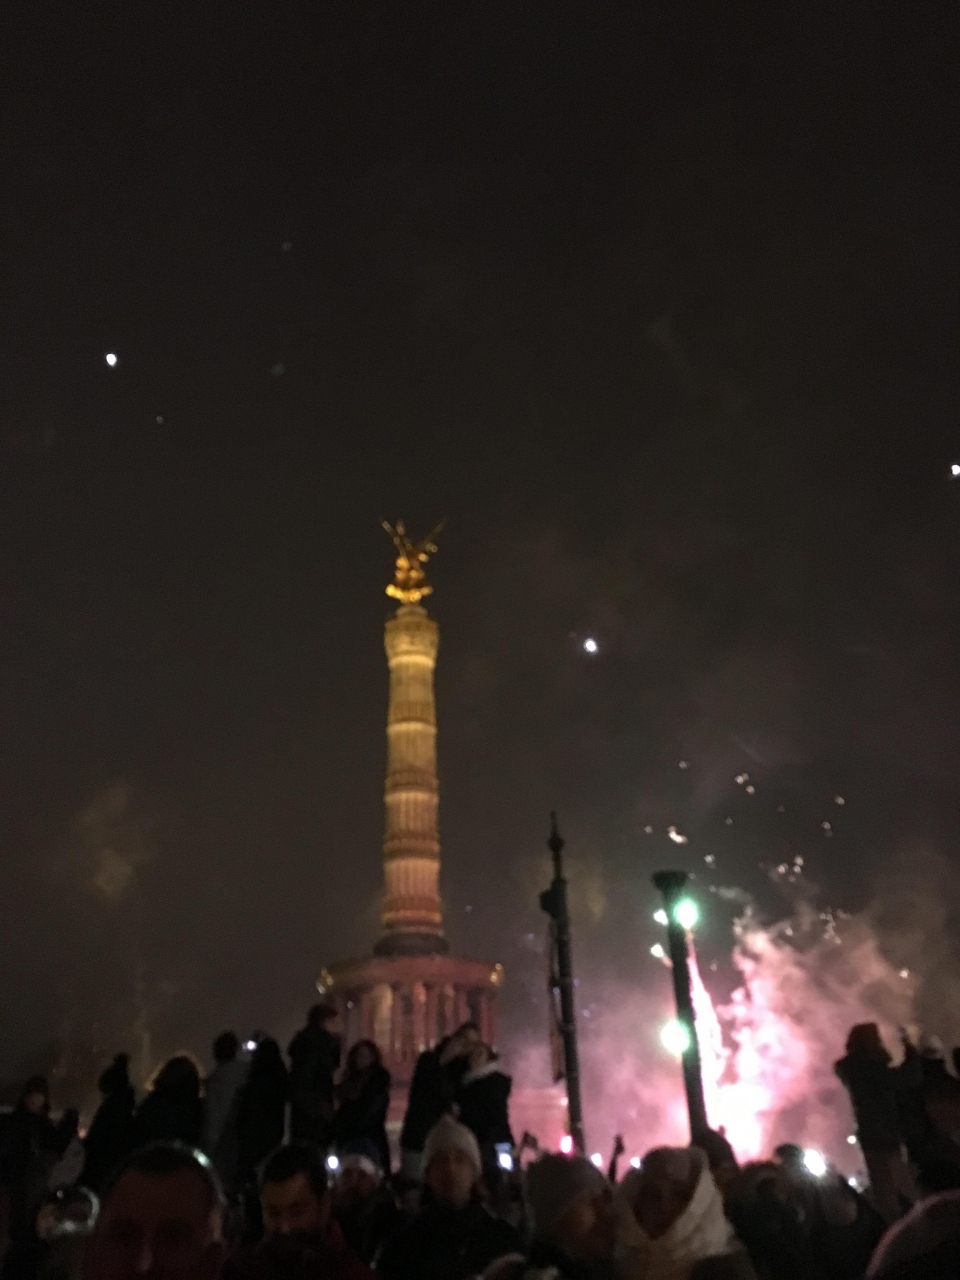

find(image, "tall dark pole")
[540,814,585,1156]
[652,869,709,1142]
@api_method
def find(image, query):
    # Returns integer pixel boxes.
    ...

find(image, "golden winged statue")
[382,519,445,604]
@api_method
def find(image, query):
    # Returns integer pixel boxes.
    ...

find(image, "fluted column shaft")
[376,603,446,954]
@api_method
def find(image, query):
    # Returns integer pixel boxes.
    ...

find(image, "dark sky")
[0,2,957,1090]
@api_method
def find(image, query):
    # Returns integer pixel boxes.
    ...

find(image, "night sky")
[0,3,957,1093]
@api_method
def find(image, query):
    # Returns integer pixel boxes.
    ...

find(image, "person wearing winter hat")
[332,1140,398,1266]
[621,1146,755,1280]
[376,1117,520,1280]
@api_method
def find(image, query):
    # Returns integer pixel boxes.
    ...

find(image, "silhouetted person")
[399,1023,480,1178]
[0,1076,78,1280]
[82,1054,136,1193]
[237,1039,289,1184]
[203,1032,249,1193]
[226,1143,371,1280]
[81,1142,227,1280]
[836,1024,917,1222]
[330,1042,391,1177]
[288,1005,341,1148]
[455,1043,512,1176]
[135,1057,204,1149]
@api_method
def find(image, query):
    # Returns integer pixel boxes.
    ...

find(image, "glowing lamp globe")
[660,1019,691,1056]
[559,1135,574,1155]
[674,898,699,930]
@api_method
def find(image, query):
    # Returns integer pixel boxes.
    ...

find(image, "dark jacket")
[82,1087,135,1192]
[334,1186,400,1268]
[399,1048,464,1153]
[375,1197,521,1280]
[227,1221,372,1280]
[237,1042,289,1178]
[331,1065,391,1176]
[835,1052,904,1152]
[289,1025,341,1145]
[0,1103,78,1280]
[134,1090,203,1149]
[456,1062,513,1151]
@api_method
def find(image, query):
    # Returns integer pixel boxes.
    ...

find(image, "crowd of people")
[2,1012,960,1280]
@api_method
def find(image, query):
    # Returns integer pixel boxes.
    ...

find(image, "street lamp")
[652,869,708,1142]
[540,814,585,1156]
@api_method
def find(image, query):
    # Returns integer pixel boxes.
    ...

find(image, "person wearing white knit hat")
[377,1116,521,1279]
[421,1114,483,1190]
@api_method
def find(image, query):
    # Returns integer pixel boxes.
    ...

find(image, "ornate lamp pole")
[540,814,585,1155]
[652,869,708,1142]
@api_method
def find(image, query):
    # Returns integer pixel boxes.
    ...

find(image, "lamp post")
[652,869,708,1142]
[540,814,585,1155]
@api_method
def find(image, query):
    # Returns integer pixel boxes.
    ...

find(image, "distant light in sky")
[660,1020,691,1056]
[326,1154,340,1172]
[952,464,960,477]
[650,943,665,959]
[834,795,845,805]
[582,637,598,654]
[644,825,653,834]
[653,909,668,926]
[559,1135,573,1155]
[667,825,688,844]
[590,1152,603,1168]
[745,784,755,795]
[735,773,749,785]
[803,1149,828,1178]
[105,353,118,367]
[900,968,910,979]
[847,1134,857,1146]
[678,760,689,769]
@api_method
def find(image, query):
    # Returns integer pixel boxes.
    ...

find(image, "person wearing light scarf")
[620,1147,756,1280]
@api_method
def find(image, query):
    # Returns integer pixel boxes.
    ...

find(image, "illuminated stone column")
[375,600,447,955]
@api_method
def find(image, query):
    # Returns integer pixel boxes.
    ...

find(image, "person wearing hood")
[375,1115,520,1280]
[203,1032,249,1193]
[835,1024,917,1222]
[134,1056,204,1149]
[82,1055,136,1193]
[621,1146,756,1280]
[456,1044,513,1176]
[0,1076,79,1280]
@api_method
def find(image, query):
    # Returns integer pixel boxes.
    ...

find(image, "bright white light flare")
[660,1019,691,1056]
[803,1149,828,1177]
[675,899,699,930]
